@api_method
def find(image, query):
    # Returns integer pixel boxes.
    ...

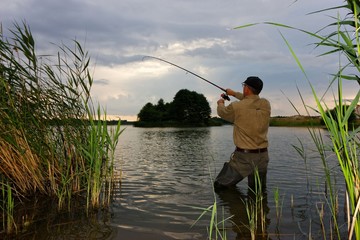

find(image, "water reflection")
[135,127,214,184]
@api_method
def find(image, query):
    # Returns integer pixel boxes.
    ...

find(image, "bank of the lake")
[269,115,322,127]
[113,115,360,128]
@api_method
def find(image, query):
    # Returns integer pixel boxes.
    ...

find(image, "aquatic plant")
[235,0,360,238]
[196,169,268,240]
[273,187,284,228]
[277,2,360,238]
[244,170,268,240]
[0,22,122,234]
[192,200,231,239]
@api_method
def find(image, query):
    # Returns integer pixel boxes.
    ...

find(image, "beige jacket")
[217,92,271,149]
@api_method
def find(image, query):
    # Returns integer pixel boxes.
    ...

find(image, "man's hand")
[217,98,225,105]
[226,88,236,96]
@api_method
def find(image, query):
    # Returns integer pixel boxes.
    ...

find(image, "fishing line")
[142,56,230,101]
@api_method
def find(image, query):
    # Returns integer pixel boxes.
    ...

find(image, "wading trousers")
[214,150,269,189]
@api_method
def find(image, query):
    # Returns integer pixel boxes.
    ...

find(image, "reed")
[0,21,122,234]
[236,1,360,238]
[244,169,267,239]
[277,4,360,237]
[292,124,342,237]
[191,190,231,240]
[244,200,256,240]
[81,105,122,209]
[273,187,283,227]
[1,182,15,234]
[192,166,233,240]
[308,127,341,236]
[195,163,268,239]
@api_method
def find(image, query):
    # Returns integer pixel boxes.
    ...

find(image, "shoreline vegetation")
[109,115,360,128]
[0,22,122,236]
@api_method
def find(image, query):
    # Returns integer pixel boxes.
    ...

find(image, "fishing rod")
[142,56,230,101]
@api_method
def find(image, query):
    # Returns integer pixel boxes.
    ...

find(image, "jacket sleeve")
[233,92,244,100]
[217,103,235,123]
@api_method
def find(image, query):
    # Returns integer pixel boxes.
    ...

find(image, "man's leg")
[214,162,243,189]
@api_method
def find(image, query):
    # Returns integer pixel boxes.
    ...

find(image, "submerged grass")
[0,22,122,235]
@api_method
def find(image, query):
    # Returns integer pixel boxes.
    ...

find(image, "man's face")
[242,83,248,96]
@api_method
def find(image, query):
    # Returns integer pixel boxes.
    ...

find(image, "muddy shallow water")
[8,126,347,239]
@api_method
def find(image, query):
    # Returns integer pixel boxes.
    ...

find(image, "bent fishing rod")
[142,56,230,101]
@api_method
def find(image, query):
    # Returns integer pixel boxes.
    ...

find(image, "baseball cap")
[243,76,263,94]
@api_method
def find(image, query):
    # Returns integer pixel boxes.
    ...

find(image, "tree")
[137,103,159,122]
[169,89,211,125]
[172,89,211,125]
[136,89,211,126]
[155,98,171,121]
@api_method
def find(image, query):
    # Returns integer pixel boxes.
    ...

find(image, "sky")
[1,0,359,121]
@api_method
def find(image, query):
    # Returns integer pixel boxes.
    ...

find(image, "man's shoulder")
[257,97,271,108]
[259,97,270,102]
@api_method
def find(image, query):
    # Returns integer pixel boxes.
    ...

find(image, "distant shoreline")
[111,116,360,128]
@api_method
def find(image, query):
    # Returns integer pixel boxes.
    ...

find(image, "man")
[214,76,271,189]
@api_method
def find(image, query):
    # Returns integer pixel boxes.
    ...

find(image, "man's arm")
[217,98,235,123]
[226,88,243,100]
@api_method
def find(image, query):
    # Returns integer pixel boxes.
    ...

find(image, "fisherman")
[214,76,271,189]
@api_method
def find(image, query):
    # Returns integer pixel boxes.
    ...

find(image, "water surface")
[108,126,346,239]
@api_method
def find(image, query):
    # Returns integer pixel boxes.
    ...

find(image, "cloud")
[94,79,110,86]
[1,0,354,120]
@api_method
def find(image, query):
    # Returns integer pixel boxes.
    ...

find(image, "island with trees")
[134,89,226,127]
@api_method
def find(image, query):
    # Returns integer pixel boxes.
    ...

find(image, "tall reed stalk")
[0,21,122,234]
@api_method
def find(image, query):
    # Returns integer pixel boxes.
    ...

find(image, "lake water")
[108,125,347,239]
[15,125,347,239]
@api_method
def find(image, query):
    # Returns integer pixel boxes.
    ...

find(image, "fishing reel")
[221,93,230,101]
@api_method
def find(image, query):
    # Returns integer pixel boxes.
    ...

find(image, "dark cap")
[243,76,263,94]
